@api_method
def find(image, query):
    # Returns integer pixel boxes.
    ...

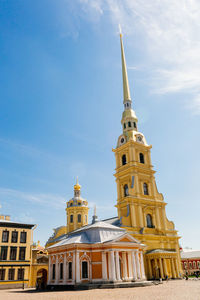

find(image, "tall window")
[18,268,24,280]
[77,214,81,223]
[0,246,8,260]
[11,231,18,243]
[20,232,27,243]
[122,154,127,166]
[8,269,15,280]
[146,214,153,228]
[60,263,63,279]
[143,183,149,195]
[124,123,126,129]
[19,247,26,261]
[124,184,129,197]
[2,230,9,243]
[85,215,87,223]
[70,215,73,223]
[68,262,72,279]
[82,261,88,279]
[10,247,17,260]
[139,153,145,164]
[128,121,131,127]
[0,269,5,280]
[52,264,55,280]
[133,122,137,129]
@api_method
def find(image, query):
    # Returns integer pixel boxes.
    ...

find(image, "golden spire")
[74,176,81,191]
[119,25,131,103]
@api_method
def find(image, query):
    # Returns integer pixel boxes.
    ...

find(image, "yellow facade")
[113,33,182,279]
[0,215,35,289]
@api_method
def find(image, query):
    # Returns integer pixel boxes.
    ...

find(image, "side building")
[0,215,35,289]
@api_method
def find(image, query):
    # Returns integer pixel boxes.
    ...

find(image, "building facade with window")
[47,217,146,287]
[181,249,200,276]
[112,33,182,279]
[0,215,35,289]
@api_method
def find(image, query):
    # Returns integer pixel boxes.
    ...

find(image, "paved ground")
[1,279,200,300]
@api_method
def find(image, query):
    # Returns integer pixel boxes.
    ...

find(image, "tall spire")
[119,26,131,103]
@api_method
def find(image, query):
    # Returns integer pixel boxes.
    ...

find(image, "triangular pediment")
[105,232,142,245]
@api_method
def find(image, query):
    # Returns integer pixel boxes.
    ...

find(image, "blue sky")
[0,0,200,249]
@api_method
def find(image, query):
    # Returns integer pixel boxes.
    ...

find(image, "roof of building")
[0,219,35,229]
[102,216,121,227]
[48,220,140,249]
[181,250,200,259]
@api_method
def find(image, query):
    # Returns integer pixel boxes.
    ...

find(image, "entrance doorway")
[36,268,47,289]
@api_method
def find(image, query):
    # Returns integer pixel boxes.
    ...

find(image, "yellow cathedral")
[112,33,182,279]
[46,33,182,281]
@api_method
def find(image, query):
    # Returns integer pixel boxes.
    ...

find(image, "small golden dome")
[74,177,81,191]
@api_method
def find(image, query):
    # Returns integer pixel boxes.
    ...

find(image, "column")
[138,205,144,227]
[171,258,176,278]
[174,258,178,277]
[122,252,128,280]
[131,251,137,280]
[63,254,67,283]
[76,251,80,283]
[115,251,121,281]
[55,255,59,284]
[135,250,141,279]
[140,252,146,279]
[128,252,133,279]
[163,258,167,278]
[72,252,75,281]
[109,251,116,281]
[148,258,152,279]
[131,205,136,227]
[175,257,179,277]
[159,258,164,279]
[102,252,108,281]
[48,255,52,284]
[155,207,161,230]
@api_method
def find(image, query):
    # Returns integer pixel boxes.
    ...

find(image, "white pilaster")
[135,250,141,279]
[140,252,146,279]
[63,254,67,283]
[55,255,59,284]
[102,252,108,281]
[115,251,121,281]
[122,252,128,280]
[109,251,116,281]
[131,251,137,280]
[128,252,133,279]
[72,252,75,281]
[76,251,80,283]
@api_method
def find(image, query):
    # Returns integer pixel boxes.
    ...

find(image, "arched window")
[122,154,127,165]
[70,215,73,223]
[68,262,72,279]
[124,184,129,197]
[139,153,145,164]
[82,261,88,279]
[143,183,149,195]
[133,122,137,129]
[77,214,81,223]
[60,263,63,279]
[128,121,131,127]
[146,214,153,228]
[124,123,126,129]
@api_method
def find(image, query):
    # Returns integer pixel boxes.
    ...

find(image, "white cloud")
[0,187,65,210]
[75,0,200,113]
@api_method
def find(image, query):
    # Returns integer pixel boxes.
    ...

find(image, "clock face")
[136,135,143,143]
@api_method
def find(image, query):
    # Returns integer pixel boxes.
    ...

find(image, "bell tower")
[66,178,89,233]
[112,31,182,280]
